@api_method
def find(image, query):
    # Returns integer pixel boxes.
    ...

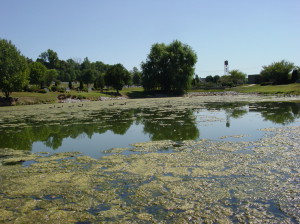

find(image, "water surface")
[0,101,299,158]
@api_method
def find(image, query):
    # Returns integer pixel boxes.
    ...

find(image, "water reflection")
[0,102,299,152]
[249,102,300,125]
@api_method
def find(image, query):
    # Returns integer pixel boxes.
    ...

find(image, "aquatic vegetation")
[0,125,299,223]
[0,96,300,222]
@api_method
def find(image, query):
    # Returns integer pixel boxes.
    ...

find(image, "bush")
[27,86,39,92]
[76,95,86,100]
[37,89,47,94]
[51,86,58,92]
[58,87,65,93]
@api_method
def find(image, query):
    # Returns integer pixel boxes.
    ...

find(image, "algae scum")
[0,98,300,223]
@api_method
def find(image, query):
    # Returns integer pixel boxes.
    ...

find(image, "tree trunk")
[4,91,10,99]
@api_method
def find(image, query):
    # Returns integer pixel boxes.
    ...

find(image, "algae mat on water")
[0,125,299,223]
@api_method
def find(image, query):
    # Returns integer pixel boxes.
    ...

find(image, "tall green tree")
[94,72,105,91]
[131,67,142,85]
[260,60,295,84]
[29,61,47,87]
[105,64,131,93]
[0,39,29,98]
[82,69,97,86]
[141,40,197,93]
[44,69,58,87]
[37,49,59,69]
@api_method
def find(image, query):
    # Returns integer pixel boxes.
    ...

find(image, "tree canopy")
[105,64,131,93]
[0,39,29,98]
[260,60,295,84]
[141,40,197,93]
[29,61,47,87]
[229,69,247,85]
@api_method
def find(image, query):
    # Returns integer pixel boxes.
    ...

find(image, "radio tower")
[224,60,229,75]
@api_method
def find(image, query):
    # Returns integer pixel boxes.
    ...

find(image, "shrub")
[58,87,65,93]
[27,86,39,92]
[77,95,86,100]
[51,86,58,92]
[37,89,47,94]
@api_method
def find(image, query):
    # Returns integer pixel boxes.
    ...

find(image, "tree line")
[0,39,143,98]
[0,38,299,99]
[196,61,299,88]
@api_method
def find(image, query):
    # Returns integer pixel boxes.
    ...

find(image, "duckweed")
[0,124,299,223]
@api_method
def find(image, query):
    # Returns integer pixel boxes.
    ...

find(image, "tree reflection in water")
[0,102,299,152]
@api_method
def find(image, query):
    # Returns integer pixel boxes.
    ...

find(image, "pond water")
[0,101,299,158]
[1,99,300,223]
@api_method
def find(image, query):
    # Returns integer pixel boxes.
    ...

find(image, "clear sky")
[1,0,299,77]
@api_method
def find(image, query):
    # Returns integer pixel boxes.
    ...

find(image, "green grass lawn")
[231,83,300,95]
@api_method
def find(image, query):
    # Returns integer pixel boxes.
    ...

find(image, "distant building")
[248,74,261,84]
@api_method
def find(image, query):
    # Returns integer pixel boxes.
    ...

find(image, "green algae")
[0,126,299,223]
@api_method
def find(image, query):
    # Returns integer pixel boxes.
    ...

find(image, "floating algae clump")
[0,126,300,223]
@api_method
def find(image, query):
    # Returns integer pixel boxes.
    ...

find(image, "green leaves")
[141,40,197,93]
[105,64,130,93]
[0,39,29,98]
[260,60,295,84]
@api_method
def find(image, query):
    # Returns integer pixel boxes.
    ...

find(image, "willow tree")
[0,39,29,98]
[141,40,197,93]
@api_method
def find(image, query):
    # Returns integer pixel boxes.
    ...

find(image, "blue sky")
[1,0,299,77]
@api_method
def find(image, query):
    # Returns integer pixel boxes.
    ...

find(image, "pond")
[0,101,299,158]
[0,97,299,223]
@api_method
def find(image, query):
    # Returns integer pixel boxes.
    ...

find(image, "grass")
[7,84,300,105]
[231,83,300,95]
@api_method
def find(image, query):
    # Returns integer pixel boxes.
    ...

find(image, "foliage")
[29,61,47,87]
[229,69,247,85]
[260,60,295,84]
[81,57,92,71]
[219,75,234,87]
[37,49,59,69]
[37,89,47,94]
[82,69,97,85]
[291,68,299,83]
[205,75,214,83]
[141,40,197,93]
[44,69,58,87]
[131,67,142,85]
[94,73,105,91]
[105,64,131,93]
[0,39,29,98]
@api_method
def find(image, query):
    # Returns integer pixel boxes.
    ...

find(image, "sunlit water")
[1,102,299,158]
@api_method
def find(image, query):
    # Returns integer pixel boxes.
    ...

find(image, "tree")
[37,49,59,69]
[44,69,58,87]
[0,39,29,98]
[229,69,246,85]
[291,68,299,83]
[131,67,142,85]
[260,60,295,84]
[213,75,220,83]
[94,72,105,91]
[29,61,47,87]
[141,40,197,93]
[105,64,131,93]
[82,69,97,86]
[81,57,92,71]
[205,75,214,83]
